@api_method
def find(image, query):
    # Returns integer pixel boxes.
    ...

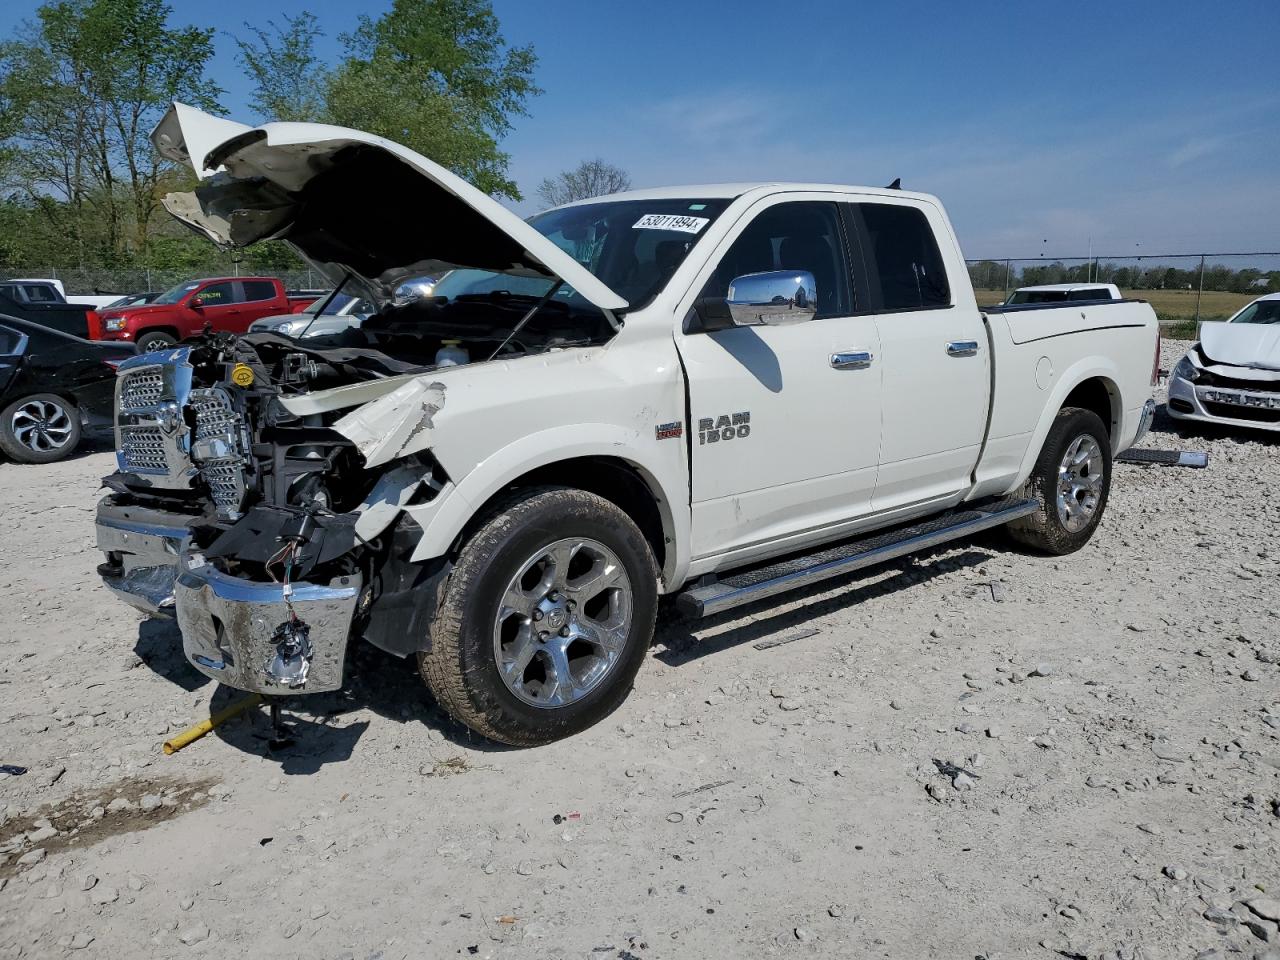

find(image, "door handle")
[946,340,980,357]
[830,351,873,370]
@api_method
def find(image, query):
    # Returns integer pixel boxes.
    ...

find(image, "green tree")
[325,0,540,199]
[0,0,222,268]
[233,13,328,123]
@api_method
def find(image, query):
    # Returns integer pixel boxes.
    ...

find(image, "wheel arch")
[1013,359,1123,487]
[406,428,688,588]
[135,325,181,344]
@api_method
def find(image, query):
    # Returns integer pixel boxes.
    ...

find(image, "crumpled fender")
[332,378,447,467]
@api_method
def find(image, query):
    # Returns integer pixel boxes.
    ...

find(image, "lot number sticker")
[633,213,710,234]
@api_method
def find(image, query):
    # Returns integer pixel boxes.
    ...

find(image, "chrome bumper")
[95,499,194,617]
[175,560,361,695]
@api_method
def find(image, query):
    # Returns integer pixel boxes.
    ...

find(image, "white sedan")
[1167,293,1280,432]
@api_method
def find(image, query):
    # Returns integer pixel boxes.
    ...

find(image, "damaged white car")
[1168,293,1280,433]
[96,103,1159,746]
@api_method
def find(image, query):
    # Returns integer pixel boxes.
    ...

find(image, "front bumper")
[97,496,362,694]
[95,499,195,616]
[175,560,361,695]
[1167,374,1280,433]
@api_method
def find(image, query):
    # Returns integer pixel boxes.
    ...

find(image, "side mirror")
[190,297,204,309]
[726,271,817,326]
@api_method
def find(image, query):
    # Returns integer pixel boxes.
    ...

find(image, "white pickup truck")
[95,103,1160,745]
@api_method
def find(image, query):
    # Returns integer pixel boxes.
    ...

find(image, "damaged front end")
[95,101,632,696]
[96,333,457,694]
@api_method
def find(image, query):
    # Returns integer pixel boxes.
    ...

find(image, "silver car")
[249,292,375,339]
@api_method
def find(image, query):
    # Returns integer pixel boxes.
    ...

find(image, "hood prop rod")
[486,281,564,362]
[296,273,351,340]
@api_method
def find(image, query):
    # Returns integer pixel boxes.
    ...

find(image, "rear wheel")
[0,394,82,464]
[1007,406,1111,555]
[419,486,659,746]
[136,331,176,351]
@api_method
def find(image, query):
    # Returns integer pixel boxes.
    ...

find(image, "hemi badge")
[655,421,683,440]
[230,363,255,387]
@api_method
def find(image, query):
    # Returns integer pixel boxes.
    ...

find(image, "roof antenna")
[886,177,901,190]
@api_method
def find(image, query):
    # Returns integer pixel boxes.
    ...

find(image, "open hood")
[151,103,628,312]
[1200,321,1280,372]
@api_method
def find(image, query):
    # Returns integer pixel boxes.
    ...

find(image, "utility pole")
[1194,255,1206,323]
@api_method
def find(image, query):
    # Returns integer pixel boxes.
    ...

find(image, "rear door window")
[847,203,951,312]
[22,284,59,303]
[241,280,276,302]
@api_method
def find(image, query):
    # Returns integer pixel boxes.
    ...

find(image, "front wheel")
[419,487,659,746]
[0,394,82,464]
[1007,406,1112,555]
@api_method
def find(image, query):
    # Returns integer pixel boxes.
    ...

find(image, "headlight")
[269,320,301,335]
[104,316,128,331]
[1172,354,1199,383]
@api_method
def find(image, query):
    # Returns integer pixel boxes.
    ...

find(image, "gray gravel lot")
[0,339,1277,960]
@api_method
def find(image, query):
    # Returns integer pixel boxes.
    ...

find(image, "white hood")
[151,102,628,313]
[1199,321,1280,372]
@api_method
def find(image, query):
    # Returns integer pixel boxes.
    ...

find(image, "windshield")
[153,281,200,305]
[426,198,731,312]
[1230,300,1280,324]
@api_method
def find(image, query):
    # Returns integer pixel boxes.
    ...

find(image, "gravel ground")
[0,339,1277,960]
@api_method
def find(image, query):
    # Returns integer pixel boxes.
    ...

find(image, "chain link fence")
[5,264,329,297]
[967,252,1280,335]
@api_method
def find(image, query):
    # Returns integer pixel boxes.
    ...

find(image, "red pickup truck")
[95,277,318,350]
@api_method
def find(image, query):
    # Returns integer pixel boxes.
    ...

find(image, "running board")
[676,498,1039,619]
[1116,448,1208,468]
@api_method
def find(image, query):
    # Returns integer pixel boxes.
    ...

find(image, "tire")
[1007,406,1112,555]
[136,331,177,351]
[419,486,659,746]
[0,393,82,464]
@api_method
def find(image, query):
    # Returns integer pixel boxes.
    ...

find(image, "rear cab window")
[241,280,277,302]
[845,202,951,312]
[21,284,60,303]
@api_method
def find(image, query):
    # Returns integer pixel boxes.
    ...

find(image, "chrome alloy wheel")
[11,399,74,454]
[493,537,633,708]
[1056,434,1104,533]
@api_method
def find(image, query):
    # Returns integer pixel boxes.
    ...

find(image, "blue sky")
[4,0,1279,258]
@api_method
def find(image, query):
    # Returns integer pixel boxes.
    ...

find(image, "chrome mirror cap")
[726,270,817,326]
[391,276,438,306]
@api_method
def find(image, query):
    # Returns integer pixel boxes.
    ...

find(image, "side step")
[675,498,1039,619]
[1116,448,1208,468]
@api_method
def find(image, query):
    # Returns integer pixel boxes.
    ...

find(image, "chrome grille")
[201,460,246,511]
[113,348,196,487]
[119,367,165,411]
[191,390,239,443]
[189,387,247,518]
[120,426,168,472]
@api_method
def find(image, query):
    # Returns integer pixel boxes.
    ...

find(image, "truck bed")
[984,298,1155,346]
